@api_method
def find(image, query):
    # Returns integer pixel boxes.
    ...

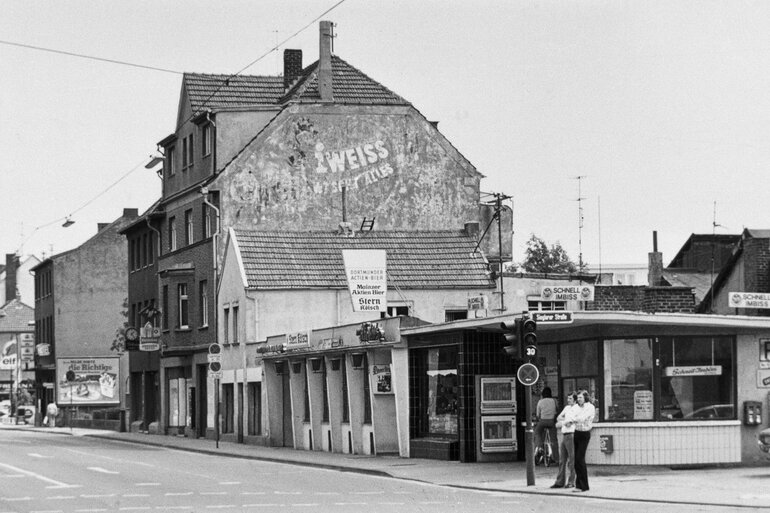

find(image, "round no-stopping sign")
[517,363,539,386]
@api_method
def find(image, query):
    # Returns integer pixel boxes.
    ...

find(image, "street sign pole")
[215,378,220,449]
[525,383,535,486]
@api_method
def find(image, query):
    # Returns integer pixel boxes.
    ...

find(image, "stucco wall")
[252,288,492,341]
[214,104,482,265]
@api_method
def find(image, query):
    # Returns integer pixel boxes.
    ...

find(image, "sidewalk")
[4,424,769,509]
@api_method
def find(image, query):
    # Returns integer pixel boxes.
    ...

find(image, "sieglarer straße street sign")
[531,311,573,324]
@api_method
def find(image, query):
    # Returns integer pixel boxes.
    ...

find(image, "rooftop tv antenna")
[574,176,587,275]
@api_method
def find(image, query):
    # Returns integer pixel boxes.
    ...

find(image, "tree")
[520,234,580,273]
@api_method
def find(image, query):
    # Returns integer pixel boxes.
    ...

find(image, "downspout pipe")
[201,187,220,438]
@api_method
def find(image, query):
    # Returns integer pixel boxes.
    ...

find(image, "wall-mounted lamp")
[352,353,365,369]
[310,358,323,373]
[274,361,286,375]
[331,359,341,371]
[144,154,164,169]
[291,361,303,374]
[62,217,75,228]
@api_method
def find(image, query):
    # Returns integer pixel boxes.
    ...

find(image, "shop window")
[603,339,653,421]
[560,340,599,420]
[424,347,452,436]
[248,382,261,435]
[659,336,735,420]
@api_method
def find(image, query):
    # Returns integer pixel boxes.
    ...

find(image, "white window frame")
[178,283,189,329]
[185,209,193,246]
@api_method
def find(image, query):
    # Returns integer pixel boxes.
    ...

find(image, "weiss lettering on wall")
[343,250,387,313]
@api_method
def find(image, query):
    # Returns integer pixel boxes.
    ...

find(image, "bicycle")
[534,429,555,467]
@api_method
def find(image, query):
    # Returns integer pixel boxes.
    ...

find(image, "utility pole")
[474,192,511,312]
[574,176,587,282]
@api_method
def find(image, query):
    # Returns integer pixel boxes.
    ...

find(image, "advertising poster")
[371,364,392,394]
[56,357,120,405]
[342,249,387,313]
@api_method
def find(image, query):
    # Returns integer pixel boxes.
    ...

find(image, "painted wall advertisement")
[56,357,120,405]
[342,249,387,313]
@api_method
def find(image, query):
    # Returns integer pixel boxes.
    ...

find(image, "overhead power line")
[0,39,184,75]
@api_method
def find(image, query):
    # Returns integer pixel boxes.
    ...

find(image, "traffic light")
[500,318,521,359]
[521,315,537,360]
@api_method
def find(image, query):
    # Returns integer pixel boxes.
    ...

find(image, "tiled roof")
[662,270,712,304]
[281,56,410,105]
[184,73,285,112]
[184,56,409,113]
[0,299,34,333]
[233,230,494,290]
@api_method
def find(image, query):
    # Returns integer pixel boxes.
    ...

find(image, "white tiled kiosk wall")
[587,421,741,465]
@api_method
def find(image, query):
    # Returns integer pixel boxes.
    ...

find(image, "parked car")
[683,404,734,420]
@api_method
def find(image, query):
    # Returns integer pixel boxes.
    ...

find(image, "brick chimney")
[283,49,303,89]
[5,253,18,303]
[648,231,664,286]
[318,20,333,102]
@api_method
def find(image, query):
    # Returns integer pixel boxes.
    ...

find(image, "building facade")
[32,208,138,428]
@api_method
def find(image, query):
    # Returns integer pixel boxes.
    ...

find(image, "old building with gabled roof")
[215,225,495,450]
[147,20,511,438]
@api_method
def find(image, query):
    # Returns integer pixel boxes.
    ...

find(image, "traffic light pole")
[525,383,535,486]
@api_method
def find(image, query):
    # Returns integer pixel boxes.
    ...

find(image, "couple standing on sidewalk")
[538,389,595,492]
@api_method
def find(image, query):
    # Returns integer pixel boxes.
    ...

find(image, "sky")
[2,0,770,269]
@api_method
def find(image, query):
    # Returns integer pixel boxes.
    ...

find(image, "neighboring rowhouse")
[0,297,35,421]
[32,208,138,428]
[213,225,495,451]
[149,20,511,437]
[118,201,164,433]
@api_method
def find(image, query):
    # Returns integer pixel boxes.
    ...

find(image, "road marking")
[289,504,318,507]
[333,503,367,506]
[205,506,236,509]
[29,510,63,513]
[274,491,301,495]
[28,453,51,458]
[87,467,119,474]
[1,497,31,502]
[350,491,384,495]
[121,494,150,498]
[242,505,281,508]
[75,509,108,512]
[46,496,76,500]
[240,492,266,495]
[118,508,151,511]
[376,503,405,506]
[81,494,116,498]
[200,491,227,496]
[165,492,193,496]
[161,507,193,510]
[0,462,74,489]
[219,481,240,485]
[135,483,160,486]
[313,492,340,495]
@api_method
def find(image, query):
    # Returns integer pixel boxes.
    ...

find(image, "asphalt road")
[0,430,742,512]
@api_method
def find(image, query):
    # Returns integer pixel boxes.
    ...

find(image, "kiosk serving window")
[659,336,734,420]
